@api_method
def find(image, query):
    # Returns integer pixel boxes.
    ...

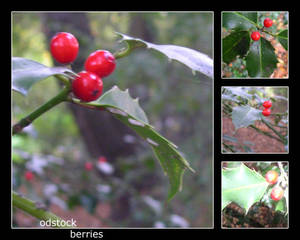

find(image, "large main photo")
[12,12,213,228]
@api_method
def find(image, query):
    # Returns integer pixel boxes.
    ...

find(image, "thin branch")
[12,191,73,228]
[261,118,287,144]
[249,125,284,143]
[12,86,71,135]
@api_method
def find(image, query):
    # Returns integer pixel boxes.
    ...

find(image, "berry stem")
[261,29,277,37]
[12,85,71,135]
[113,47,132,59]
[55,73,72,86]
[113,40,145,59]
[12,191,73,228]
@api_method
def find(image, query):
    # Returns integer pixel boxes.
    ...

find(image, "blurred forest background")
[12,12,213,228]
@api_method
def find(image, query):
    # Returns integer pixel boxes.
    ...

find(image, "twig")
[12,191,73,228]
[261,118,287,144]
[249,125,283,143]
[12,86,71,135]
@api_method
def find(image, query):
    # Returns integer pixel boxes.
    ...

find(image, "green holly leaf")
[96,86,149,124]
[222,163,269,213]
[116,32,213,78]
[245,37,278,77]
[223,12,258,31]
[272,187,288,215]
[12,57,75,96]
[222,31,250,64]
[231,105,262,130]
[274,197,286,213]
[93,86,195,201]
[277,29,288,50]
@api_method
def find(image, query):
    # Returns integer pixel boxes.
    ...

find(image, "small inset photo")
[222,86,288,153]
[222,162,289,228]
[222,11,288,78]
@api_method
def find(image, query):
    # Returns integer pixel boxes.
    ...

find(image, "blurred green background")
[12,12,213,228]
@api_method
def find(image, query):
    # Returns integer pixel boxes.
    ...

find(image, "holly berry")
[98,156,107,163]
[85,162,93,171]
[84,50,116,78]
[263,100,272,109]
[262,108,271,117]
[263,18,273,28]
[25,171,34,181]
[50,32,79,64]
[265,170,278,184]
[251,31,261,41]
[271,186,284,201]
[72,71,103,102]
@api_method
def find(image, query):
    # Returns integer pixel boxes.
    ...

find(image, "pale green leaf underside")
[12,57,74,96]
[94,86,195,201]
[232,105,262,130]
[116,32,213,78]
[222,163,268,212]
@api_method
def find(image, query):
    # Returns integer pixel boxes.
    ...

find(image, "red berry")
[85,162,93,171]
[263,18,273,28]
[262,108,271,117]
[72,71,103,102]
[50,32,79,64]
[251,31,261,41]
[265,170,278,184]
[85,50,116,78]
[263,100,272,109]
[25,171,34,181]
[98,156,107,163]
[271,186,284,201]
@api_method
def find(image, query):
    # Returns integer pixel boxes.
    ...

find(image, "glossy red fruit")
[25,171,34,181]
[85,50,116,78]
[263,18,273,28]
[265,170,278,184]
[262,108,271,117]
[263,100,272,109]
[251,31,261,41]
[85,162,93,171]
[72,71,103,102]
[50,32,79,64]
[271,186,284,201]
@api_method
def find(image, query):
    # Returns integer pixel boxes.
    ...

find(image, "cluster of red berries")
[262,100,272,117]
[265,170,285,201]
[251,17,273,41]
[50,32,116,102]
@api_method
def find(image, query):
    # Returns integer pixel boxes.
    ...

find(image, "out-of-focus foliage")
[12,12,212,228]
